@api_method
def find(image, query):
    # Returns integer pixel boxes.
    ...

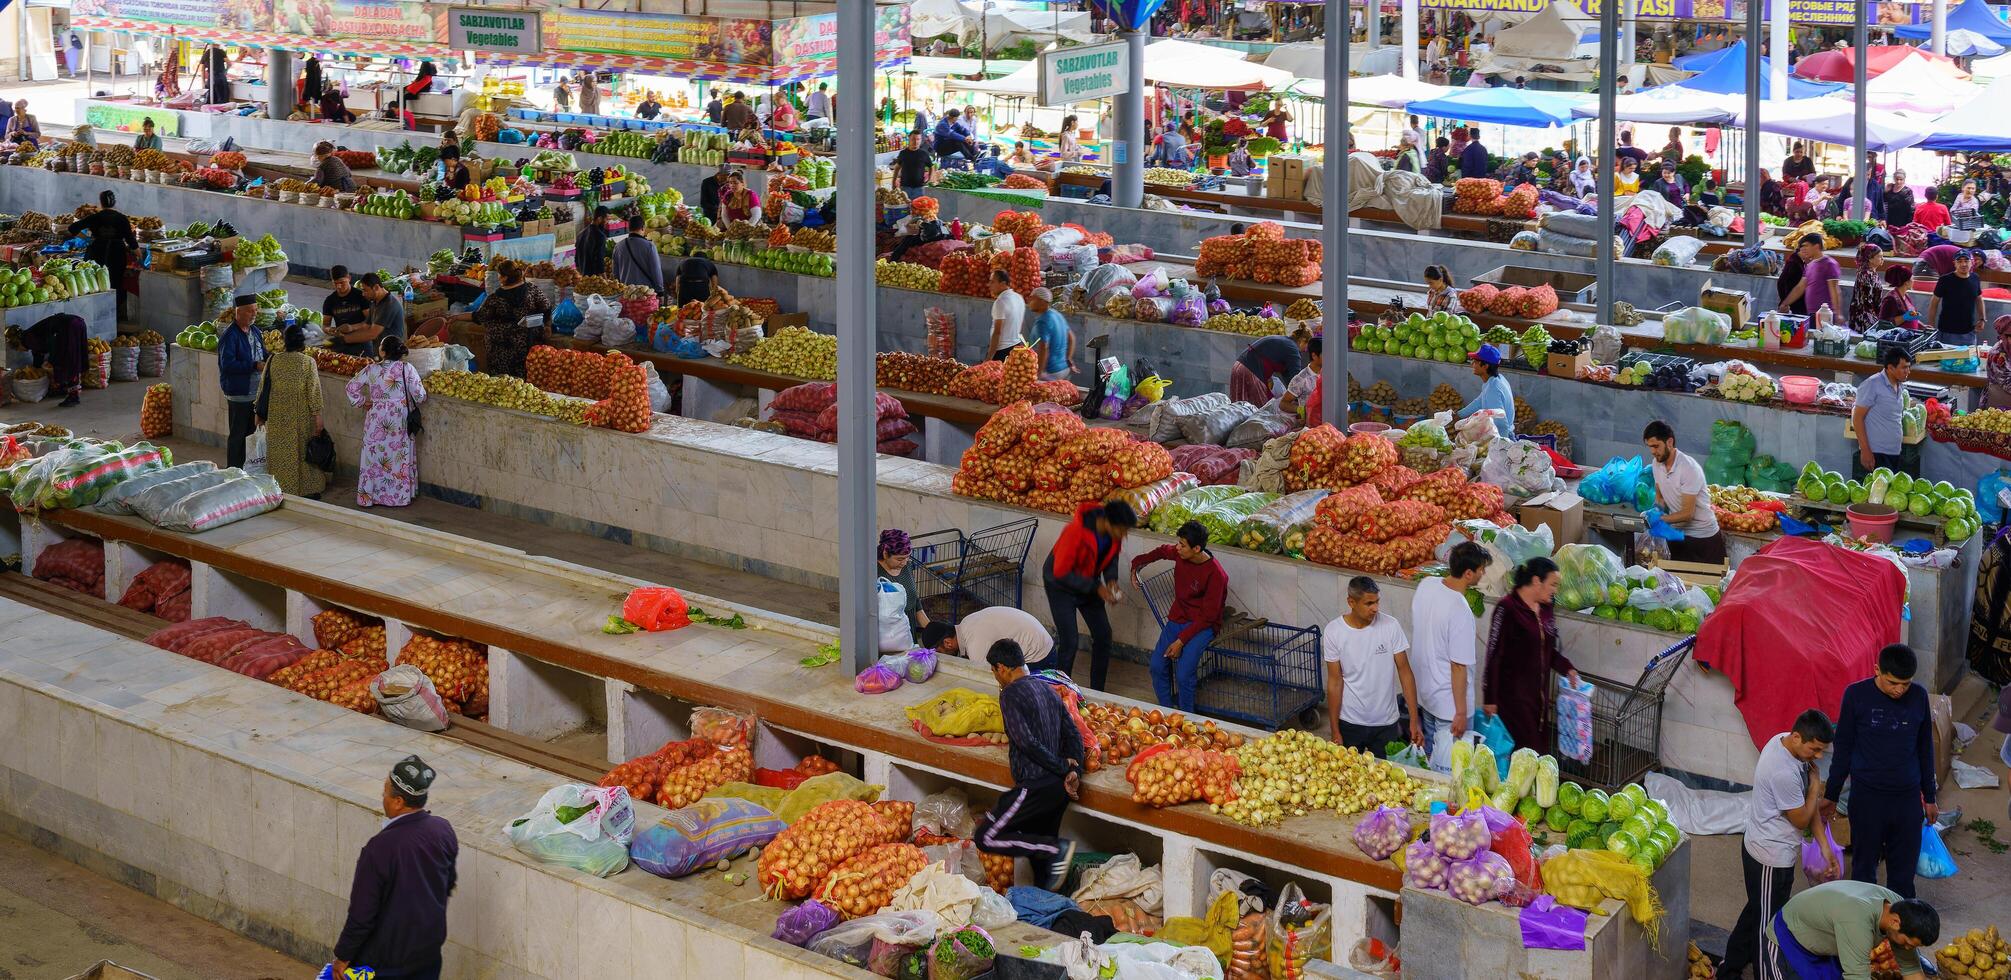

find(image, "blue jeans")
[1148,620,1213,712]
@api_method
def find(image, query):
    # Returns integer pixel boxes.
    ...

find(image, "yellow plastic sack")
[1792,219,1839,251]
[705,772,883,825]
[1541,849,1666,945]
[905,688,1005,736]
[1157,890,1240,963]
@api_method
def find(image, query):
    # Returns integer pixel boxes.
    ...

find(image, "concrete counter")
[0,290,117,342]
[161,345,1889,787]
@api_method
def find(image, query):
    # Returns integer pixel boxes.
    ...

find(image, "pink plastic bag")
[1801,824,1844,885]
[855,662,905,694]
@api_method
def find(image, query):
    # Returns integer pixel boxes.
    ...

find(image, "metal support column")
[1113,27,1146,209]
[1743,0,1762,246]
[1850,0,1868,220]
[837,0,878,673]
[1320,0,1350,427]
[1620,0,1638,66]
[1769,0,1789,103]
[1401,0,1420,80]
[1595,0,1619,326]
[1931,0,1947,56]
[266,49,294,120]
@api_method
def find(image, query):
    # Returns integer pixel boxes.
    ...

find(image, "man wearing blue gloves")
[1643,419,1723,563]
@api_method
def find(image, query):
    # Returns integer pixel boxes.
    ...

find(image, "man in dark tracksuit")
[1822,643,1937,899]
[334,755,459,980]
[975,639,1085,891]
[1039,499,1138,691]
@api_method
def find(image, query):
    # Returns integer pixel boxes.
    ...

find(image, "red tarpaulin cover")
[1692,536,1906,749]
[1793,46,1970,83]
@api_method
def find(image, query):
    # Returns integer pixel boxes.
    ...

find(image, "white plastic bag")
[151,473,283,533]
[575,294,617,344]
[642,362,670,413]
[973,888,1015,928]
[600,312,637,347]
[1452,410,1503,446]
[1643,771,1749,836]
[1465,520,1555,598]
[805,910,943,967]
[1651,236,1707,267]
[887,860,985,926]
[1478,437,1563,501]
[1662,306,1731,345]
[371,663,450,732]
[243,428,268,475]
[504,783,637,878]
[1071,852,1164,915]
[1590,325,1625,366]
[877,576,913,652]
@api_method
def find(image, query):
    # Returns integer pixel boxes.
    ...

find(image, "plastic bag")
[1479,437,1561,502]
[1228,406,1296,450]
[1801,823,1844,885]
[1466,521,1554,598]
[1520,895,1589,950]
[1150,485,1249,534]
[707,771,884,825]
[1556,675,1596,764]
[879,577,915,653]
[1179,399,1260,446]
[690,706,754,749]
[904,648,939,683]
[505,784,636,877]
[1651,236,1707,268]
[807,910,942,969]
[915,790,976,839]
[1540,848,1663,943]
[1234,489,1329,554]
[1917,822,1959,879]
[631,796,785,878]
[126,469,236,525]
[1579,455,1648,507]
[152,473,284,532]
[1662,306,1730,344]
[856,661,905,694]
[1448,850,1515,905]
[1349,805,1412,860]
[1191,491,1279,545]
[1478,806,1540,891]
[95,461,217,515]
[1554,543,1626,612]
[621,586,690,631]
[1471,713,1515,784]
[904,689,1004,737]
[370,664,450,732]
[1703,419,1757,488]
[1403,837,1452,890]
[244,428,268,475]
[774,900,842,947]
[1266,884,1330,980]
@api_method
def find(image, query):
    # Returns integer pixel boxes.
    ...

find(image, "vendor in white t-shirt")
[1322,577,1420,758]
[988,269,1027,361]
[1718,709,1837,980]
[1642,419,1724,564]
[1402,542,1493,773]
[924,605,1054,664]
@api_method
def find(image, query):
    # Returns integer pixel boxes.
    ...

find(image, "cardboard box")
[1267,175,1305,199]
[1269,154,1309,181]
[1546,349,1590,378]
[1518,490,1585,547]
[1657,556,1729,588]
[766,312,809,332]
[1699,280,1753,332]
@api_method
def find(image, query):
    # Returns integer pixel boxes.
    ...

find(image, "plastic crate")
[1811,336,1849,358]
[1556,637,1692,793]
[1617,351,1697,375]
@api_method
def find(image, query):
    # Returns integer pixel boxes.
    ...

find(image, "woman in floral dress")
[473,259,552,378]
[344,335,426,507]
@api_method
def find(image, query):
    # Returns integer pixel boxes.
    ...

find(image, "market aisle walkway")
[0,833,309,980]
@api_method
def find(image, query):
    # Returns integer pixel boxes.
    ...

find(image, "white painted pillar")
[1402,0,1421,80]
[1769,0,1790,102]
[1620,0,1638,67]
[1930,0,1947,56]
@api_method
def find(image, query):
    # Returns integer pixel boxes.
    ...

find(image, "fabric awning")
[1861,54,1981,113]
[1935,29,2008,58]
[1794,45,1970,82]
[947,37,1290,95]
[1571,86,1740,124]
[1917,74,2011,151]
[1730,98,1930,152]
[1471,1,1596,83]
[1408,87,1587,128]
[1285,72,1452,106]
[1894,0,2011,42]
[1658,40,1843,99]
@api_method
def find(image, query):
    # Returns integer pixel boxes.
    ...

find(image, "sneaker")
[1041,839,1078,891]
[58,394,80,407]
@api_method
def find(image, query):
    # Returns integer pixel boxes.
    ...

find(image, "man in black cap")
[333,755,458,980]
[218,295,266,468]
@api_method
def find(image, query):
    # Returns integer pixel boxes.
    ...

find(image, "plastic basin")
[1846,503,1899,542]
[1780,375,1820,404]
[1349,422,1391,436]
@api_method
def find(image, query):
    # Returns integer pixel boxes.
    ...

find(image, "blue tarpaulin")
[1896,0,2011,41]
[1657,42,1844,99]
[1090,0,1171,32]
[1918,75,2011,151]
[1407,87,1586,128]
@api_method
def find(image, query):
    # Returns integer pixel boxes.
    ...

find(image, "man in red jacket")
[1040,498,1138,691]
[1130,520,1228,712]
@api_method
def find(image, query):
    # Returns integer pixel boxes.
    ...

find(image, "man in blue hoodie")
[1822,643,1937,898]
[218,295,266,468]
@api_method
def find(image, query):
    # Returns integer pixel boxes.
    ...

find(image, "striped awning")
[72,17,458,61]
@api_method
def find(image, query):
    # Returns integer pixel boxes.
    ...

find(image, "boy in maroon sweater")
[1131,521,1228,712]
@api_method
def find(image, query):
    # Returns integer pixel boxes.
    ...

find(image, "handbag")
[401,363,424,435]
[305,430,336,473]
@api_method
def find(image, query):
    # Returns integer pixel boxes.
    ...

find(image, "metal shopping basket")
[906,517,1040,626]
[1556,636,1693,793]
[1139,569,1324,730]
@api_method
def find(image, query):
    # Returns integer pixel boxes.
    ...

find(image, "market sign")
[1373,0,1924,21]
[772,4,911,69]
[1038,41,1131,106]
[448,6,540,54]
[548,8,773,63]
[276,0,439,43]
[71,0,228,29]
[84,103,179,136]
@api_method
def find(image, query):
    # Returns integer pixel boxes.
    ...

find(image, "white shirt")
[807,90,831,118]
[1408,577,1478,722]
[1651,449,1720,538]
[955,606,1053,665]
[1745,733,1809,868]
[1322,612,1408,727]
[991,289,1026,352]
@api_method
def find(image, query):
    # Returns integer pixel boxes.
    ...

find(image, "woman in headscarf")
[1447,126,1471,167]
[1424,136,1452,183]
[1879,264,1921,327]
[1848,243,1888,334]
[876,529,928,636]
[1392,132,1423,174]
[1569,156,1597,198]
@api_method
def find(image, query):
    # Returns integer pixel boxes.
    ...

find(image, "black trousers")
[1666,530,1727,564]
[1722,848,1797,979]
[1043,584,1112,691]
[1337,720,1405,758]
[1847,788,1922,898]
[975,779,1069,863]
[226,399,257,469]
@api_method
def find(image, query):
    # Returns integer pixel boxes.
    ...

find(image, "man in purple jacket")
[333,755,459,980]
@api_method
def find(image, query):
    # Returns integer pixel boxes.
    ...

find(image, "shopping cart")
[1139,569,1324,730]
[906,517,1040,626]
[1556,636,1693,793]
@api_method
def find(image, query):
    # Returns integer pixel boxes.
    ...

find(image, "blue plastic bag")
[1977,469,2011,526]
[1471,710,1516,780]
[1579,455,1647,507]
[551,296,583,334]
[1917,822,1959,879]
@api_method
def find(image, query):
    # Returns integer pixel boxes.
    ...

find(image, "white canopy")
[1918,74,2011,152]
[1569,86,1740,124]
[1262,41,1401,81]
[1730,99,1929,152]
[1286,72,1453,107]
[1939,29,2009,59]
[1862,54,1981,113]
[945,38,1292,96]
[1975,51,2011,78]
[1473,1,1597,83]
[909,0,1096,54]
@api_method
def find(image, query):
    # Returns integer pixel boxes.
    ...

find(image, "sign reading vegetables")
[1038,42,1131,106]
[449,6,540,54]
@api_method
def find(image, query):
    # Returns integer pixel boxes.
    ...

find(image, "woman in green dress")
[256,325,327,498]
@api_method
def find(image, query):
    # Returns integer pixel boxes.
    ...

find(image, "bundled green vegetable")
[1193,491,1278,544]
[1821,218,1873,244]
[1149,485,1247,535]
[938,171,1002,190]
[1505,747,1540,799]
[1235,489,1328,554]
[1535,755,1560,808]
